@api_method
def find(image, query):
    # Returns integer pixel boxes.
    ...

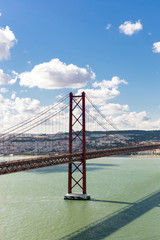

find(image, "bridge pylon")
[64,92,90,200]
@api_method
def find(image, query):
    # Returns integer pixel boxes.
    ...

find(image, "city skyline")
[0,0,160,131]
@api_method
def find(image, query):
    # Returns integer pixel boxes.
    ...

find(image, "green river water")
[0,156,160,240]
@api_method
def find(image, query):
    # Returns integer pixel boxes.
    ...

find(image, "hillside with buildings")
[1,130,160,156]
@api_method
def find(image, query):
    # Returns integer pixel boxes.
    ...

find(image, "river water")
[0,156,160,240]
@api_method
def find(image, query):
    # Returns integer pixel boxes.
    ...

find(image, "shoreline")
[132,154,160,157]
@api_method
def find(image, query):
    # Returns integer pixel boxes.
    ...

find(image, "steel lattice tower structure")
[64,92,90,200]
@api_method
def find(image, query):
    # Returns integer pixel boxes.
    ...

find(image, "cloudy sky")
[0,0,160,131]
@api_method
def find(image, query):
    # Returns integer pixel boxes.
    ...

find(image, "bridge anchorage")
[64,92,90,200]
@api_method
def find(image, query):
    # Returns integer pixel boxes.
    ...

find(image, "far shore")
[132,154,160,157]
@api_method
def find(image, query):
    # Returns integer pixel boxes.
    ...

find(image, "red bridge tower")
[64,92,90,200]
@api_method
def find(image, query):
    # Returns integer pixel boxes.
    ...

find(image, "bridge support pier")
[64,92,90,200]
[64,193,90,200]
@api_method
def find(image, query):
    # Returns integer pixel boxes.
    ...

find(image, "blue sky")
[0,0,160,130]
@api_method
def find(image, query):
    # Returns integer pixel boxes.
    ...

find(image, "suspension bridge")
[0,92,159,200]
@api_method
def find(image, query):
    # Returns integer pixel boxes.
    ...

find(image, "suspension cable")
[0,104,69,144]
[85,109,127,144]
[0,94,69,138]
[85,94,138,145]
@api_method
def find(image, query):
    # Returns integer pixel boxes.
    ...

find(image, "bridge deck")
[0,144,160,175]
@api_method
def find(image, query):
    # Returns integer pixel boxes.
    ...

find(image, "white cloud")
[56,94,63,99]
[0,26,17,60]
[0,69,18,85]
[106,24,111,30]
[19,58,95,89]
[0,13,2,16]
[77,76,128,105]
[0,94,4,103]
[0,94,69,134]
[0,87,8,93]
[11,93,16,99]
[99,103,129,116]
[0,95,42,131]
[119,20,143,36]
[13,97,40,113]
[110,111,152,130]
[9,70,18,85]
[0,69,11,84]
[76,76,160,130]
[20,90,28,93]
[153,42,160,53]
[0,71,160,131]
[89,103,160,131]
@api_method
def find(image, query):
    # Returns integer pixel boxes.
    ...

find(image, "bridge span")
[0,143,160,175]
[1,92,160,199]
